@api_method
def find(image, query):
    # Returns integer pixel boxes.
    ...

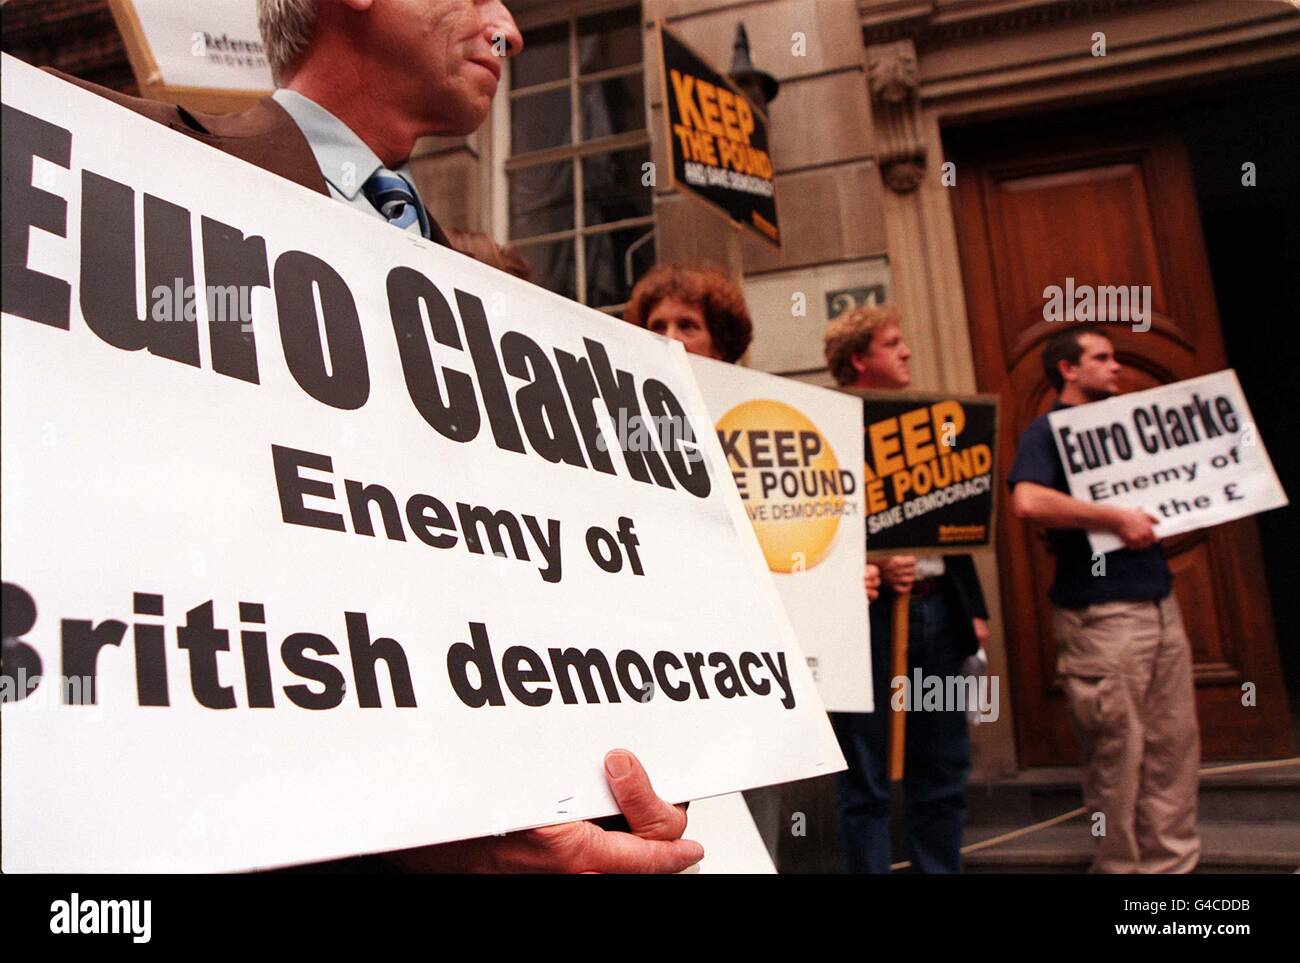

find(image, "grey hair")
[256,0,319,85]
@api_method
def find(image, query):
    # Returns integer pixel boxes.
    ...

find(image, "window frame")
[496,1,654,314]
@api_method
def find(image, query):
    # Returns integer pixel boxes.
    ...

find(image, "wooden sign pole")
[888,591,910,782]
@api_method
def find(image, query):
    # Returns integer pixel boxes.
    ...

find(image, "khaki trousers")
[1052,595,1201,873]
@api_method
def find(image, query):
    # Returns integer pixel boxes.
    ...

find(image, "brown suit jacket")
[45,68,450,246]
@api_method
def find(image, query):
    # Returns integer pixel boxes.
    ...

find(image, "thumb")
[604,749,688,841]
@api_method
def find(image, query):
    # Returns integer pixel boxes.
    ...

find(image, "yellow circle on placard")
[716,400,844,573]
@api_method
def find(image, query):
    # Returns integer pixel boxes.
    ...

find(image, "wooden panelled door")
[950,118,1295,766]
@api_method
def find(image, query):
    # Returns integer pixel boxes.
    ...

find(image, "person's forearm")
[1013,483,1124,532]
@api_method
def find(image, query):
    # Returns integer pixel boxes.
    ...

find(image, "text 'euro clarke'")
[3,105,708,499]
[0,583,796,710]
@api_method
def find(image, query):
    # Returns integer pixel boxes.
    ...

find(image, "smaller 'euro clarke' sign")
[1048,370,1288,554]
[658,24,780,246]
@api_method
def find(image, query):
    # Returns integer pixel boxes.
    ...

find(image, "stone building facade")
[7,0,1298,797]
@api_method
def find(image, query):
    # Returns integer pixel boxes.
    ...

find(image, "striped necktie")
[362,169,428,238]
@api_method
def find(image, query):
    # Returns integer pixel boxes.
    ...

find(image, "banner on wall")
[657,23,780,247]
[0,57,844,872]
[690,357,871,712]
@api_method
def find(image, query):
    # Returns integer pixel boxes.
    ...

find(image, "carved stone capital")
[867,39,925,194]
[867,39,919,103]
[881,159,925,193]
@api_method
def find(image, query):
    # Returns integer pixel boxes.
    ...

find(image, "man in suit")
[42,0,699,874]
[824,305,990,873]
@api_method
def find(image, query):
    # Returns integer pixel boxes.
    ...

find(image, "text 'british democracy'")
[0,582,798,711]
[2,104,710,500]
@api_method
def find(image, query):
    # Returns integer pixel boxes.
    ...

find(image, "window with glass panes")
[506,4,655,313]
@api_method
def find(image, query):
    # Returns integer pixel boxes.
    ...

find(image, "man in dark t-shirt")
[1008,324,1200,873]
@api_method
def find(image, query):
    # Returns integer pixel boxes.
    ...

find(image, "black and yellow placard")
[658,24,780,247]
[847,390,1000,553]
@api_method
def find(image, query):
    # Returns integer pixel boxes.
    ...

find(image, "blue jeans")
[831,592,971,873]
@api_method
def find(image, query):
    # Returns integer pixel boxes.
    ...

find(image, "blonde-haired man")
[824,305,908,389]
[825,305,989,873]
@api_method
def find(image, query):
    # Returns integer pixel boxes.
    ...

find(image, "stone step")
[966,762,1300,825]
[961,821,1300,874]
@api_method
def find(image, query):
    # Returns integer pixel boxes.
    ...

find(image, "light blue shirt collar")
[271,88,418,201]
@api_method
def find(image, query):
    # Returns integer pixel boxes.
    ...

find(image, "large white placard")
[0,56,844,872]
[689,356,871,712]
[689,793,776,874]
[1047,370,1288,554]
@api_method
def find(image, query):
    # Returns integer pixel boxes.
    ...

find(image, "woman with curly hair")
[623,264,753,363]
